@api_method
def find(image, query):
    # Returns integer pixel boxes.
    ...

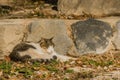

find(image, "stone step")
[0,17,119,59]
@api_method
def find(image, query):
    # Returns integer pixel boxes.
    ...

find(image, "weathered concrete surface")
[98,17,120,26]
[0,0,26,6]
[0,0,13,6]
[113,21,120,49]
[71,19,113,54]
[0,19,28,59]
[0,17,119,59]
[58,0,120,16]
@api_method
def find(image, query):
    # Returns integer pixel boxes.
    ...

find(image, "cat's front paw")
[31,55,57,64]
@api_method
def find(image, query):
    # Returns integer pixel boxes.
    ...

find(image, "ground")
[0,50,120,80]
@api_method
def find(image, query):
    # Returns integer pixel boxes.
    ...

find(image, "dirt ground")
[0,50,119,80]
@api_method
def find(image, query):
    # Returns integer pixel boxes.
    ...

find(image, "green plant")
[78,71,94,79]
[32,61,41,67]
[65,69,74,73]
[0,61,12,74]
[64,78,69,80]
[50,59,59,65]
[88,59,99,66]
[17,67,33,78]
[45,65,59,73]
[87,59,114,67]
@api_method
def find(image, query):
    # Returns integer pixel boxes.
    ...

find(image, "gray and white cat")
[9,39,74,63]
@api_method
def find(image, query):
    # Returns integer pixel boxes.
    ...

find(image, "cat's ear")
[38,37,44,43]
[50,37,54,41]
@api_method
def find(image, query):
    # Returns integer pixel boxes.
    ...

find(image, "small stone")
[0,71,3,77]
[104,66,108,70]
[97,66,102,70]
[70,61,75,64]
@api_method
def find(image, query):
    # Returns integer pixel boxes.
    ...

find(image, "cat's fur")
[9,41,74,62]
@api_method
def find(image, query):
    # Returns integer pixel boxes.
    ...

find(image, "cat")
[9,38,74,63]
